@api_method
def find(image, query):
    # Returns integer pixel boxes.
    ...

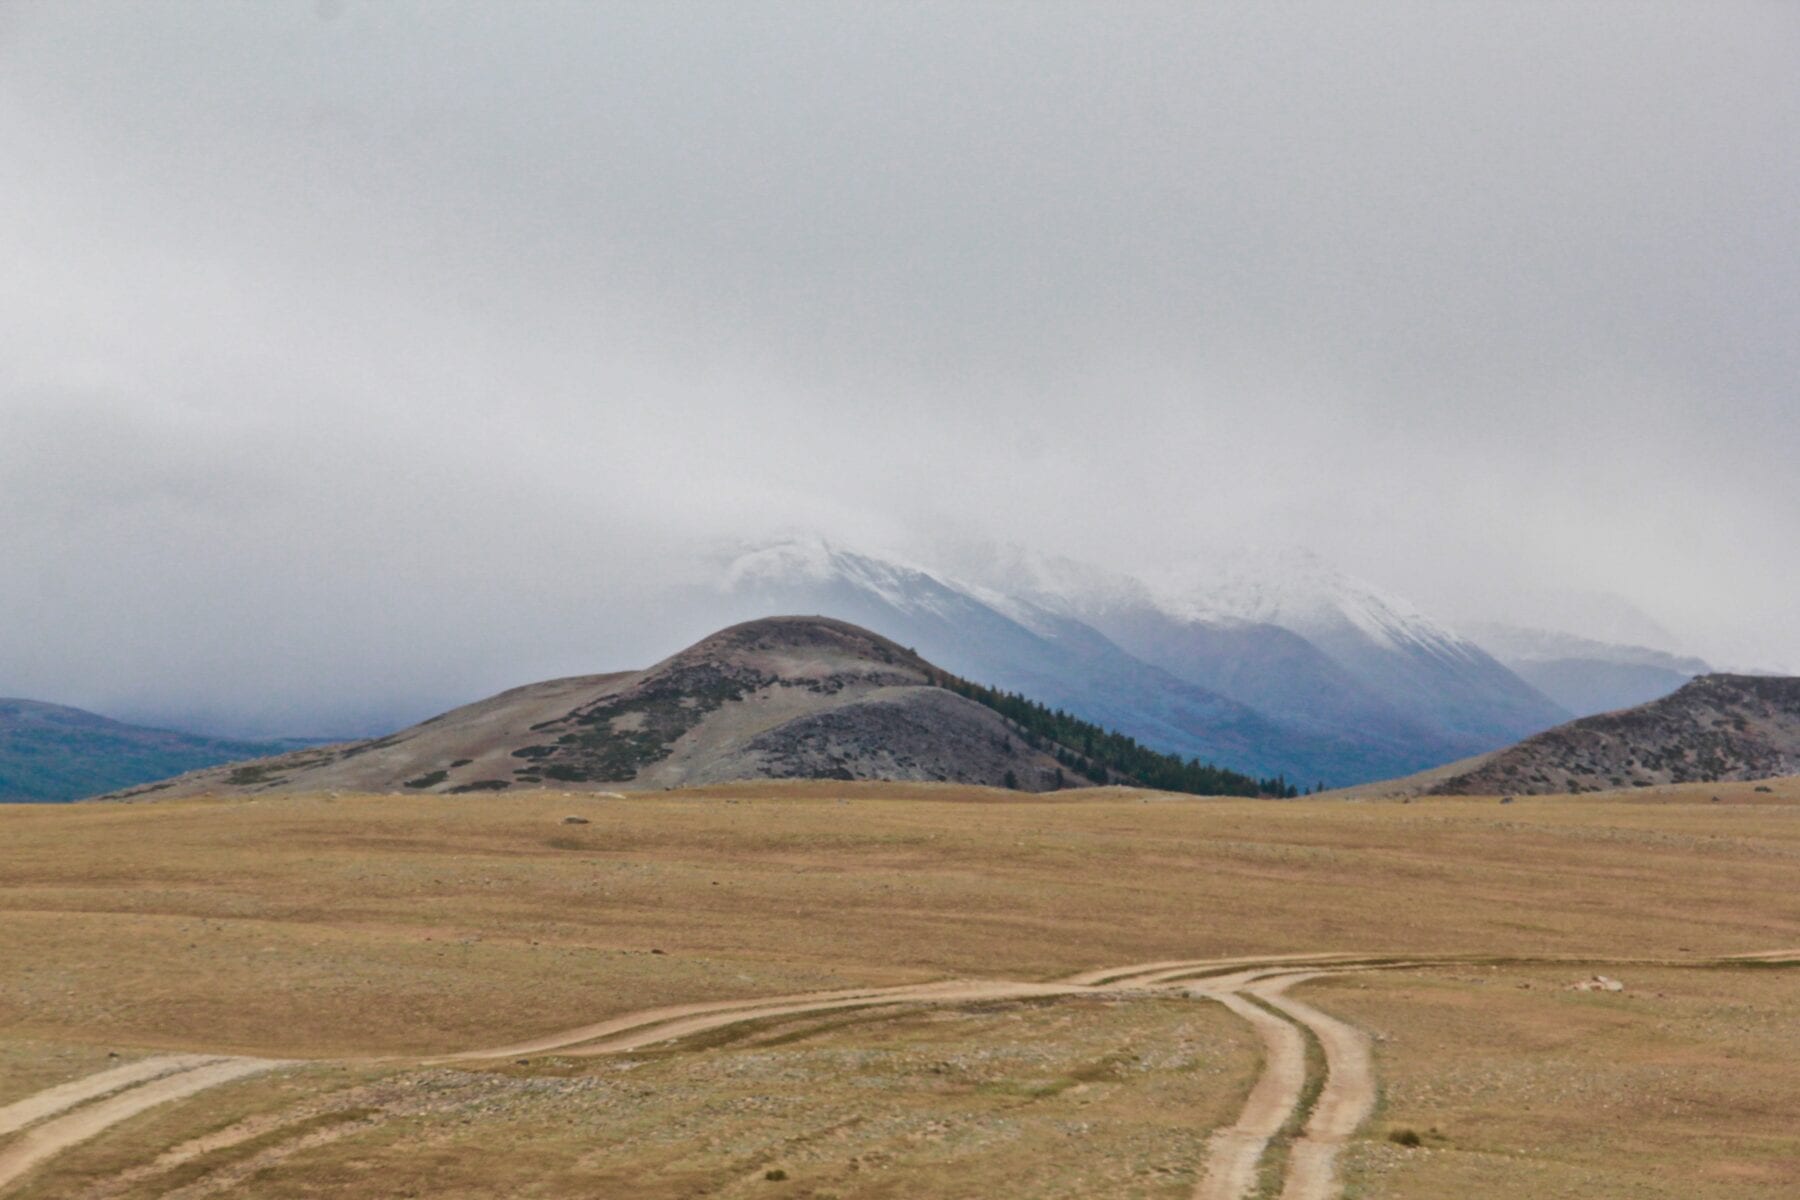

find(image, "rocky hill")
[1429,674,1800,795]
[107,617,1281,801]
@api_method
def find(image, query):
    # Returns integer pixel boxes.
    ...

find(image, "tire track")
[0,1058,220,1138]
[1059,952,1370,988]
[1189,984,1308,1200]
[1249,974,1376,1200]
[559,980,1085,1057]
[11,946,1784,1199]
[0,1058,285,1195]
[448,979,1084,1061]
[444,981,957,1061]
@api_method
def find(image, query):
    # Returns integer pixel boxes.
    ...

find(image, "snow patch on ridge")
[1466,622,1710,673]
[722,535,965,622]
[1150,547,1483,663]
[936,543,1158,621]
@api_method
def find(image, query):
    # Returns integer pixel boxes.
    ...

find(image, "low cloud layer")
[3,2,1796,733]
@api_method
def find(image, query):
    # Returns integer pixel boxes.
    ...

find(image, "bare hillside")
[1429,674,1800,795]
[106,618,1096,799]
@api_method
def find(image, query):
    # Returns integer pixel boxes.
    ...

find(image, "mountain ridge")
[0,699,323,803]
[105,617,1289,801]
[1144,548,1570,749]
[707,537,1568,785]
[712,543,1335,779]
[1467,621,1709,716]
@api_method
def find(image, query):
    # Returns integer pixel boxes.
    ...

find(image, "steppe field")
[2,780,1796,1199]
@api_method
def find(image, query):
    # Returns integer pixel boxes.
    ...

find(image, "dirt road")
[449,978,1083,1061]
[0,1058,219,1138]
[11,948,1788,1198]
[1251,973,1377,1200]
[0,955,1419,1200]
[0,1058,284,1193]
[1190,983,1308,1200]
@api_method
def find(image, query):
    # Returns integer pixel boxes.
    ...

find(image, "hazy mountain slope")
[969,550,1393,726]
[1429,674,1800,795]
[965,547,1469,777]
[1467,622,1708,716]
[711,540,1358,783]
[1101,610,1402,729]
[105,618,1138,799]
[0,699,318,803]
[1507,659,1694,719]
[1154,549,1569,751]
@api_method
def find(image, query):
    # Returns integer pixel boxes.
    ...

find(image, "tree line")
[926,669,1301,798]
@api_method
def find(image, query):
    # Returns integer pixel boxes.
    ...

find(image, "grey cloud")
[2,1,1796,733]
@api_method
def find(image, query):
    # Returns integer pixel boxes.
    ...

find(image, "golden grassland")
[1332,965,1800,1199]
[1,778,1797,1197]
[15,1000,1262,1200]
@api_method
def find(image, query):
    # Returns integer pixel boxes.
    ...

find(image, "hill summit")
[1429,674,1800,795]
[110,617,1287,800]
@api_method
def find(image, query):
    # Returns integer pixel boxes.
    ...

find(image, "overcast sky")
[3,2,1797,734]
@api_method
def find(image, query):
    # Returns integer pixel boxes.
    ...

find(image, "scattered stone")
[1570,974,1625,993]
[561,815,590,825]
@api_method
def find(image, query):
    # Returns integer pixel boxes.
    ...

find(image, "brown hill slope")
[108,617,1098,799]
[1429,673,1800,795]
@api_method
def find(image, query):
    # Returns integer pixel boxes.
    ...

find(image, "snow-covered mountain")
[952,544,1567,757]
[681,536,1573,786]
[1465,622,1710,717]
[1154,548,1478,662]
[1145,548,1570,750]
[950,546,1440,750]
[707,537,1327,782]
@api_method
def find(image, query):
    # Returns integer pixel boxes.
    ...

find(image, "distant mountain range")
[102,617,1290,801]
[1464,622,1711,717]
[10,538,1726,799]
[0,699,324,802]
[670,537,1713,786]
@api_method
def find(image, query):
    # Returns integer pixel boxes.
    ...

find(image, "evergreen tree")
[925,668,1281,798]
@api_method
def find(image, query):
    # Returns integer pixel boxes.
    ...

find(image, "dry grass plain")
[2,777,1797,1197]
